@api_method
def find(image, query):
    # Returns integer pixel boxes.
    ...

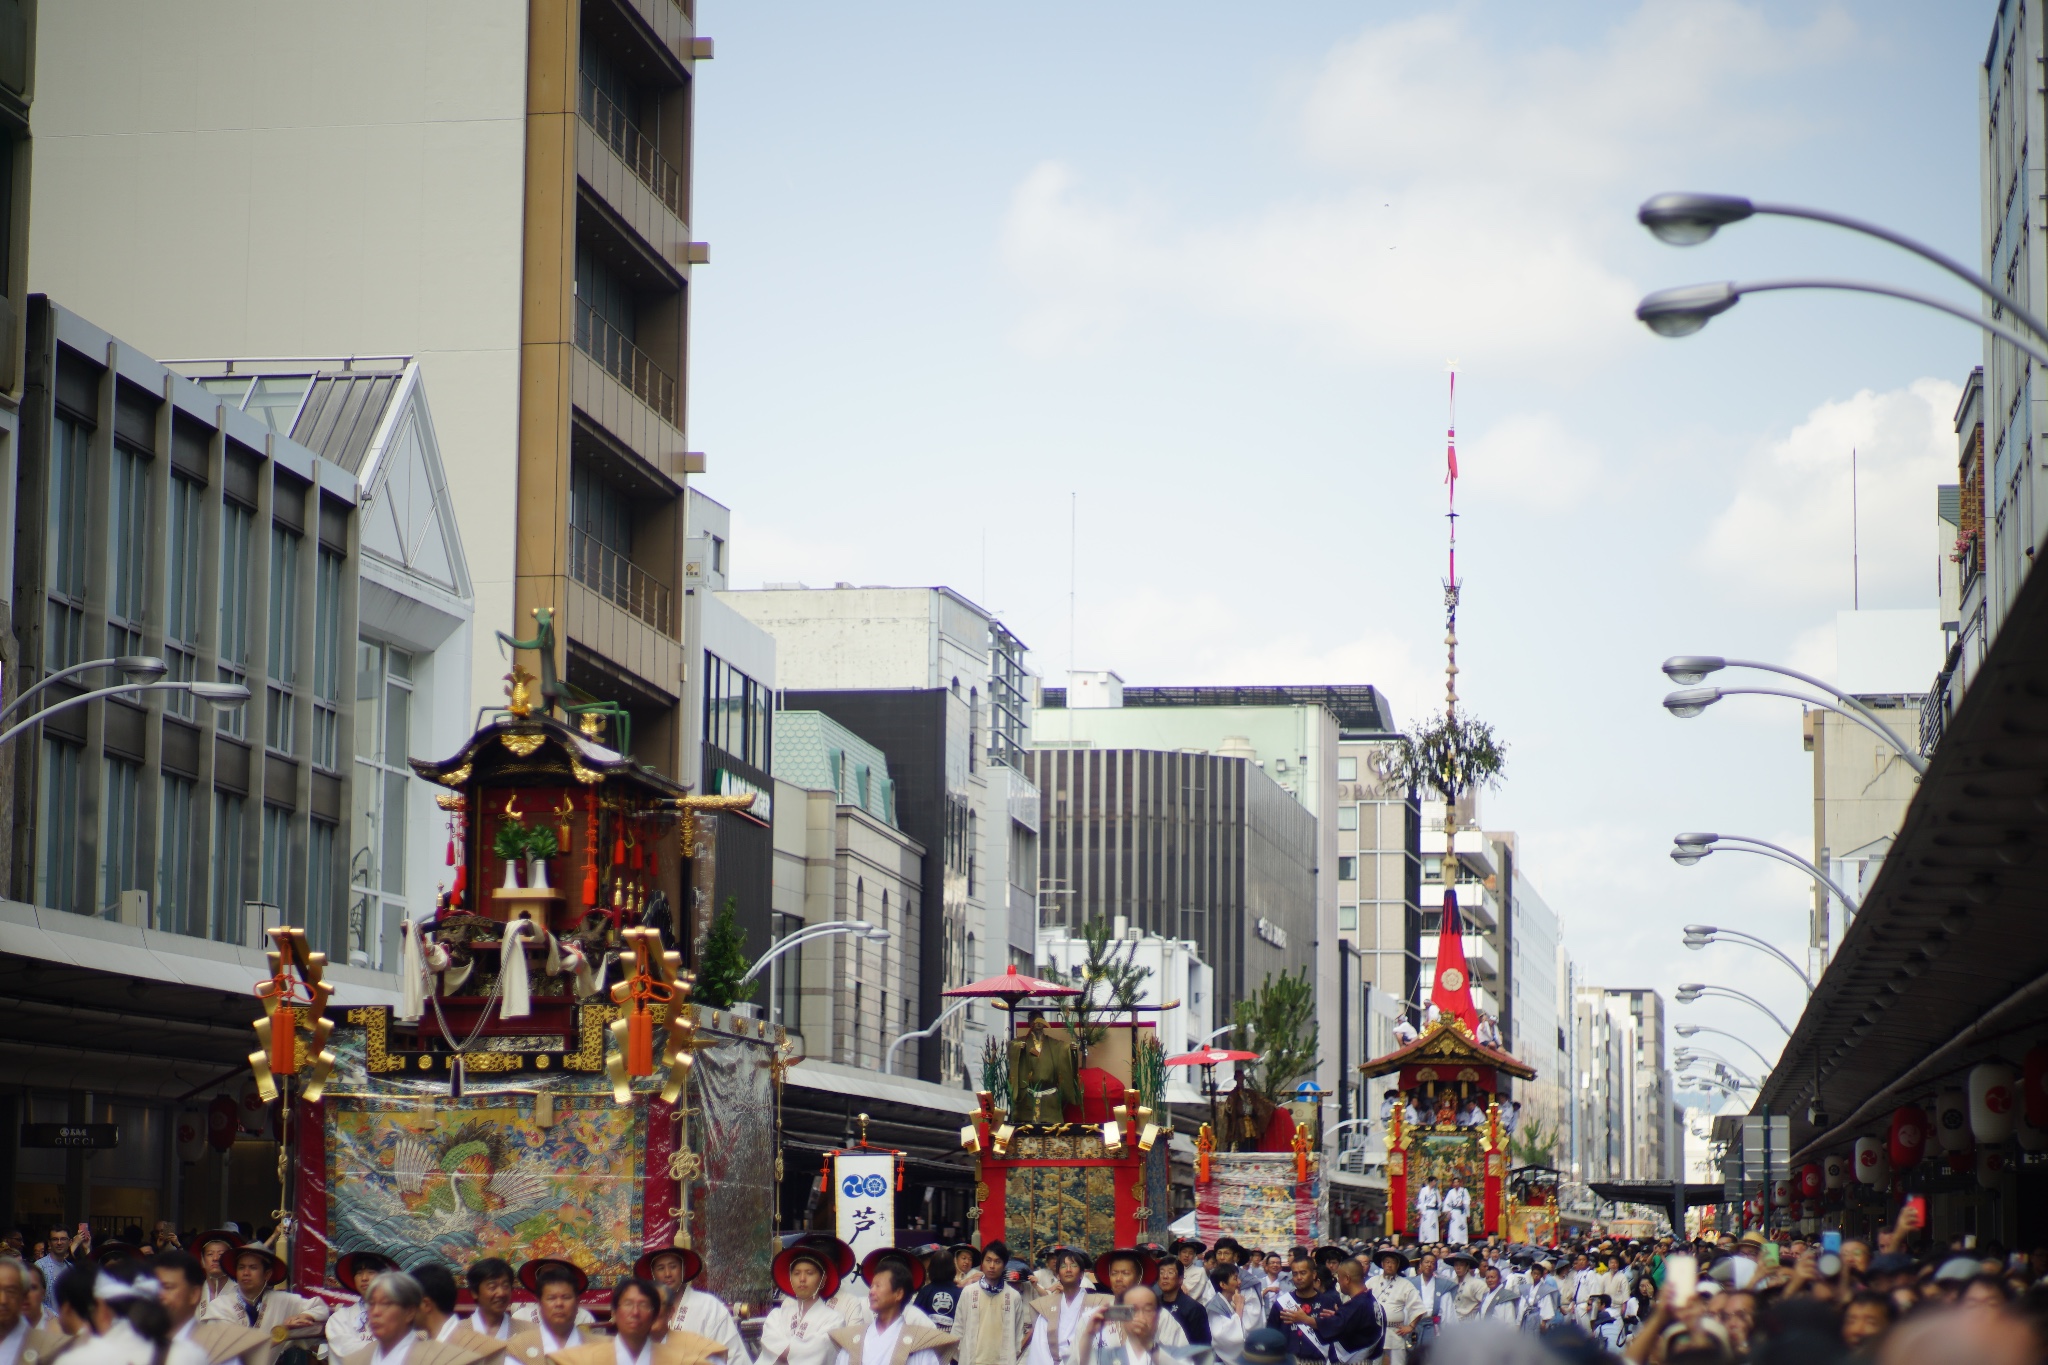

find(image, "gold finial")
[579,710,607,739]
[504,663,537,718]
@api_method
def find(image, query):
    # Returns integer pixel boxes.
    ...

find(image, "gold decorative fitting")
[438,764,472,789]
[579,711,607,738]
[570,757,604,785]
[435,793,466,811]
[501,731,547,757]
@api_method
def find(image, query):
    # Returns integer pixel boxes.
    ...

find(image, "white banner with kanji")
[835,1152,896,1262]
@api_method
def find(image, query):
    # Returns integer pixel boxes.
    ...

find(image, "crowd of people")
[2,1219,2044,1365]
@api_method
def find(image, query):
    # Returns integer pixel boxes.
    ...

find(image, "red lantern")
[2025,1043,2048,1129]
[207,1095,239,1152]
[1888,1104,1928,1170]
[1797,1162,1822,1198]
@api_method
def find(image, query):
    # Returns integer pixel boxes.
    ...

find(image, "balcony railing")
[580,75,686,221]
[570,524,673,634]
[575,298,679,425]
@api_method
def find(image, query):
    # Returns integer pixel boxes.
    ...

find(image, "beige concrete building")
[28,0,708,779]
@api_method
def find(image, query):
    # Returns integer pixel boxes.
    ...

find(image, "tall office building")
[30,0,710,787]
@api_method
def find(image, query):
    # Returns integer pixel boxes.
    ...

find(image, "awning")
[1758,555,2048,1165]
[1588,1181,1726,1210]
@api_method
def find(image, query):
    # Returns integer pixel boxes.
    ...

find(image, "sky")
[686,1,1991,1086]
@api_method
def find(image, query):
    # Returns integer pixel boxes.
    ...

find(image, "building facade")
[722,585,1039,1087]
[1034,682,1388,1121]
[1508,870,1569,1159]
[0,302,408,1239]
[30,0,711,789]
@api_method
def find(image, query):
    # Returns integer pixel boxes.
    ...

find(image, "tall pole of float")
[1440,367,1461,920]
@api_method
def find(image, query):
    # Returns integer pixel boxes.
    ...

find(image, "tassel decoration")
[613,827,627,866]
[450,863,466,909]
[627,1009,655,1075]
[631,831,644,870]
[582,857,599,909]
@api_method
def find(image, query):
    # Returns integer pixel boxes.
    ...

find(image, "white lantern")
[174,1107,207,1163]
[1771,1178,1791,1208]
[1978,1145,2009,1190]
[1969,1063,2019,1143]
[1853,1136,1889,1186]
[1934,1087,1970,1151]
[1823,1154,1848,1189]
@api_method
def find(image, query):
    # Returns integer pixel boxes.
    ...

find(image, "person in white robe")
[759,1247,846,1365]
[1024,1250,1105,1365]
[952,1243,1026,1365]
[641,1249,749,1364]
[1440,1186,1471,1246]
[1414,1183,1441,1244]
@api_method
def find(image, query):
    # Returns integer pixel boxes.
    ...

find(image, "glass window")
[266,525,301,753]
[260,804,294,914]
[308,817,341,957]
[195,375,254,406]
[165,477,204,721]
[244,376,311,434]
[352,640,415,962]
[311,549,343,770]
[702,652,770,769]
[219,502,255,738]
[1337,756,1358,781]
[37,737,83,913]
[44,416,89,672]
[1339,905,1358,932]
[101,756,143,911]
[211,790,246,943]
[1337,805,1359,831]
[158,776,196,935]
[106,447,150,664]
[1338,856,1357,881]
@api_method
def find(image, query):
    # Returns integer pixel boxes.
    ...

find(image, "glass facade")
[702,651,770,769]
[351,640,415,966]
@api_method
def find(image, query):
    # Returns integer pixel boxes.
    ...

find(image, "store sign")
[714,769,773,822]
[20,1123,119,1150]
[1255,917,1288,949]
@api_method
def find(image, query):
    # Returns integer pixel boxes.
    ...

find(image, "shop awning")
[1759,558,2048,1166]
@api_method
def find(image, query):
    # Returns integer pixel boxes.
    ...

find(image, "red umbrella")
[1163,1048,1259,1067]
[943,964,1082,1010]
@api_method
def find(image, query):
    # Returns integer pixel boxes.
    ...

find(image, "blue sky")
[688,1,1990,1076]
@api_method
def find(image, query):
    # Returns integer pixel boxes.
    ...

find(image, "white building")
[720,584,1040,1088]
[1039,918,1212,1105]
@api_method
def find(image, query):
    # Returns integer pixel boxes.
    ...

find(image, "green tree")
[1388,712,1508,803]
[1232,967,1319,1105]
[693,896,757,1009]
[1052,917,1151,1057]
[1510,1116,1559,1168]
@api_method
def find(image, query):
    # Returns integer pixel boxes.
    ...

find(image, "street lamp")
[1,655,167,722]
[1636,192,2048,342]
[1674,1024,1778,1072]
[1661,656,1926,776]
[1662,685,1926,776]
[1676,982,1793,1036]
[1671,833,1860,920]
[884,997,970,1077]
[1680,923,1814,994]
[1634,278,2048,370]
[741,919,889,1031]
[1674,1048,1759,1087]
[0,679,248,748]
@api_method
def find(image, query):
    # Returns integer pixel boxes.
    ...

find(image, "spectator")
[1841,1291,1895,1356]
[1962,1274,2017,1311]
[35,1227,85,1299]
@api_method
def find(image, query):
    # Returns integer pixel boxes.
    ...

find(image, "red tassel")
[627,1011,654,1075]
[446,835,455,865]
[450,864,466,908]
[612,831,626,866]
[582,859,599,908]
[631,835,644,871]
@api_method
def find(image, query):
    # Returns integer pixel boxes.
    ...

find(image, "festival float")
[1361,1017,1532,1241]
[953,966,1177,1255]
[244,614,786,1318]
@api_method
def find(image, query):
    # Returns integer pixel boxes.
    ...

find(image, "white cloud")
[1000,2,1854,364]
[1463,411,1603,511]
[1697,378,1960,608]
